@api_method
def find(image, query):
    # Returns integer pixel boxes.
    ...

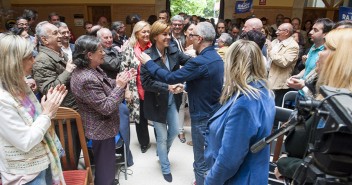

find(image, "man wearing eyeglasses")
[170,15,185,52]
[55,22,75,61]
[111,21,128,49]
[139,22,224,185]
[268,23,299,107]
[16,16,29,31]
[15,16,36,45]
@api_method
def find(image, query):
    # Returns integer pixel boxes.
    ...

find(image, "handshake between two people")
[168,84,185,94]
[137,52,185,94]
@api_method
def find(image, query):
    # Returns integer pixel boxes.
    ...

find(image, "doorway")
[87,6,111,25]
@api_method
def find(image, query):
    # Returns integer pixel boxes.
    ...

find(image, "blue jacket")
[144,46,224,122]
[204,81,275,185]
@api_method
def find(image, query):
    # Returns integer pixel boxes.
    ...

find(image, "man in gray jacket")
[33,21,77,110]
[33,21,80,169]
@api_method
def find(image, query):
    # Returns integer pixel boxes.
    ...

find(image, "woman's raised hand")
[41,84,68,118]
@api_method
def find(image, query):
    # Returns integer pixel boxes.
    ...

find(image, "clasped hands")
[41,84,68,118]
[286,75,304,90]
[168,84,184,94]
[116,68,137,88]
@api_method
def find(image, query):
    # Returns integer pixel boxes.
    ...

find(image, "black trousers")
[135,100,150,147]
[274,89,290,107]
[92,137,116,185]
[273,89,290,128]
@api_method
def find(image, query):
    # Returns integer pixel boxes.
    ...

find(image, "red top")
[135,41,152,100]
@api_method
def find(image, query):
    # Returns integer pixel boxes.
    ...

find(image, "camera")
[251,86,352,184]
[292,86,352,185]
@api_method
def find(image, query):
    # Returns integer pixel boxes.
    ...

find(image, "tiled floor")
[86,106,285,185]
[117,125,195,185]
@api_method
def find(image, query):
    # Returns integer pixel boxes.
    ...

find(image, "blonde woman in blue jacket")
[0,33,67,184]
[204,40,276,185]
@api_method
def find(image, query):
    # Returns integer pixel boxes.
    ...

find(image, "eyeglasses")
[60,31,70,35]
[172,23,183,27]
[277,29,288,32]
[17,23,29,27]
[189,34,200,38]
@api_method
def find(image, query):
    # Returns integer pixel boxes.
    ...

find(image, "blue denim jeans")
[119,103,134,167]
[191,118,209,185]
[153,99,179,174]
[26,166,52,185]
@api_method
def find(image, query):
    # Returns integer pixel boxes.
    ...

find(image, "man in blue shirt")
[287,18,334,93]
[139,22,224,185]
[291,18,334,80]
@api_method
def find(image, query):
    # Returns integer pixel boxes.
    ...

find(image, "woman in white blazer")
[0,33,67,185]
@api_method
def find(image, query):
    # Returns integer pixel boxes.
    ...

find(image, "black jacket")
[141,44,191,123]
[100,47,125,79]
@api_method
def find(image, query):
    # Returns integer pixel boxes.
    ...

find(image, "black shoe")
[163,173,172,182]
[141,144,151,153]
[114,178,119,185]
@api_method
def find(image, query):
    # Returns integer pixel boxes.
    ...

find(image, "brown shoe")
[187,141,193,146]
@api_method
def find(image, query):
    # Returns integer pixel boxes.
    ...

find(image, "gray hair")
[111,30,118,38]
[54,21,68,28]
[35,21,50,45]
[111,21,124,31]
[195,22,215,42]
[73,35,101,68]
[96,28,111,38]
[219,33,233,46]
[171,15,184,22]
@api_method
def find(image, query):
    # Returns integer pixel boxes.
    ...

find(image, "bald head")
[281,23,294,34]
[243,18,263,33]
[276,23,294,41]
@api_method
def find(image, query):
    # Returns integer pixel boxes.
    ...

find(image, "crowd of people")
[0,7,352,185]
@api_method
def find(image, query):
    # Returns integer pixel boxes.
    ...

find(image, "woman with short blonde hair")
[128,21,150,48]
[121,21,153,153]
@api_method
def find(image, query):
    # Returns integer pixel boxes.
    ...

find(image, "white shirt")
[61,45,72,61]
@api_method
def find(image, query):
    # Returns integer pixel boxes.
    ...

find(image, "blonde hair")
[220,40,268,104]
[150,20,170,44]
[129,21,150,47]
[317,28,352,98]
[0,33,33,98]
